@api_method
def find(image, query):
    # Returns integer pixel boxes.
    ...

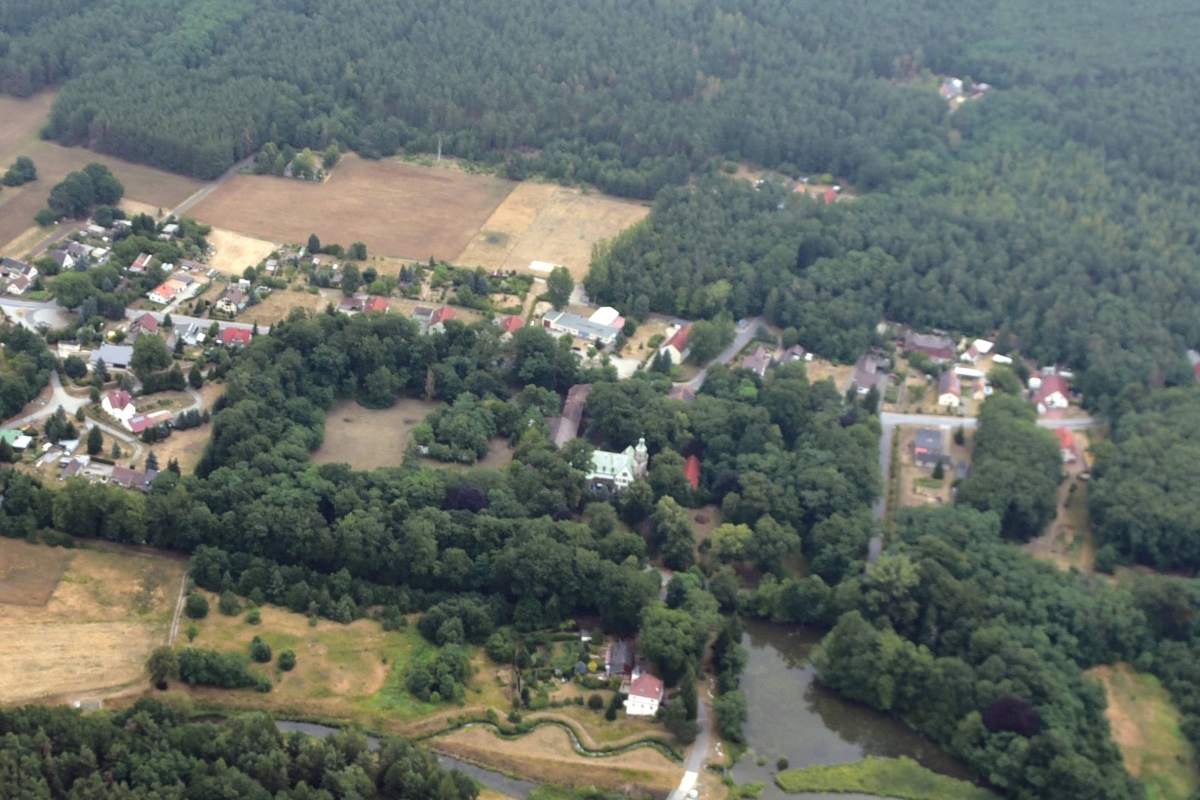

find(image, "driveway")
[676,316,765,391]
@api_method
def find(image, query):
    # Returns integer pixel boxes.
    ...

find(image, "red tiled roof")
[500,315,524,333]
[107,390,133,410]
[664,324,691,352]
[824,188,838,204]
[1055,427,1076,451]
[628,672,664,701]
[1033,374,1069,405]
[220,327,253,346]
[431,306,456,325]
[132,313,158,333]
[684,455,701,490]
[364,296,389,313]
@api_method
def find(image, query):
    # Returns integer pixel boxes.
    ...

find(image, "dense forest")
[0,699,479,799]
[1089,387,1200,571]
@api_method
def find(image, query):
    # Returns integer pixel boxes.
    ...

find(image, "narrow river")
[275,721,539,799]
[729,620,976,800]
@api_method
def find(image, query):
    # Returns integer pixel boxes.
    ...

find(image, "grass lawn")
[776,757,998,800]
[1088,663,1197,800]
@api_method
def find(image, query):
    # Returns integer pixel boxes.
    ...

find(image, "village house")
[128,313,159,337]
[781,344,810,363]
[740,345,771,377]
[624,672,665,717]
[48,250,76,271]
[128,253,153,275]
[1033,374,1070,414]
[65,241,92,261]
[339,296,366,314]
[102,390,137,424]
[937,370,962,408]
[541,310,621,346]
[684,454,701,490]
[960,339,994,364]
[128,409,172,435]
[913,428,944,468]
[659,324,692,365]
[547,383,592,449]
[110,465,159,492]
[411,306,456,335]
[1055,427,1078,464]
[216,287,247,316]
[586,437,648,492]
[0,257,36,281]
[363,296,389,314]
[7,276,30,296]
[180,323,205,346]
[851,353,889,396]
[605,640,635,677]
[219,327,254,348]
[907,332,956,363]
[148,277,189,305]
[496,315,524,340]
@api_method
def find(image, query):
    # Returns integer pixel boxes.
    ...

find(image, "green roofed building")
[585,437,648,492]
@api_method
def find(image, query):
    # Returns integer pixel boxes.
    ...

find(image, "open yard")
[455,182,650,281]
[431,724,681,792]
[236,286,336,326]
[313,397,442,471]
[206,228,279,275]
[0,539,186,706]
[188,154,513,262]
[1088,663,1197,800]
[0,92,205,253]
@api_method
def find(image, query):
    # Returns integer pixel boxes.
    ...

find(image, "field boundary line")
[168,569,188,645]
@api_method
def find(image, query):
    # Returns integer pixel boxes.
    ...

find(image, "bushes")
[587,693,604,709]
[278,649,296,671]
[177,648,270,691]
[218,590,242,616]
[406,645,472,702]
[184,593,209,619]
[249,636,273,663]
[419,597,494,645]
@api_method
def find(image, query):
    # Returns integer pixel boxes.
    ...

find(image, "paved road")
[668,680,711,800]
[677,316,765,390]
[868,409,1105,561]
[0,296,269,334]
[28,222,84,259]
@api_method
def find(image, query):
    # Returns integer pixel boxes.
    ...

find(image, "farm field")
[0,93,205,253]
[431,724,681,792]
[188,154,513,262]
[0,538,186,706]
[313,397,442,471]
[1088,663,1197,800]
[456,182,650,281]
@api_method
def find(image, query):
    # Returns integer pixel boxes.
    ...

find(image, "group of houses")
[0,257,38,296]
[100,390,173,434]
[740,343,808,378]
[602,638,664,716]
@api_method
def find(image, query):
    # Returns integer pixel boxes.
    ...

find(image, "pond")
[276,721,539,800]
[729,620,976,800]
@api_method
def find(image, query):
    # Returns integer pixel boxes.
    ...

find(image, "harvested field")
[432,724,681,792]
[188,154,513,262]
[313,397,442,471]
[0,542,186,705]
[456,183,650,281]
[0,537,75,605]
[1089,663,1197,799]
[0,93,204,252]
[206,228,279,275]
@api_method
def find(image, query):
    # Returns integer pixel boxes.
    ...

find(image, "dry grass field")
[206,228,279,275]
[0,539,186,706]
[0,537,75,605]
[432,724,681,792]
[188,154,513,261]
[236,287,335,326]
[313,397,442,471]
[0,93,205,252]
[456,183,651,281]
[1089,663,1197,800]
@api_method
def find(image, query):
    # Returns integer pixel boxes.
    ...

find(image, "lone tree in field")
[307,233,321,254]
[146,646,178,689]
[546,266,574,310]
[184,593,209,619]
[278,649,297,671]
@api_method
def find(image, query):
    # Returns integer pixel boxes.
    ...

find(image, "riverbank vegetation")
[776,757,999,800]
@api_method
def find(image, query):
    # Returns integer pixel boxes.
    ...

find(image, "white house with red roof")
[128,313,159,337]
[1032,374,1069,414]
[102,390,137,424]
[659,324,692,365]
[129,253,153,274]
[624,671,665,716]
[497,315,524,340]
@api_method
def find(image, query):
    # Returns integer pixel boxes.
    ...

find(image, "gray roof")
[544,310,620,341]
[89,344,134,366]
[915,428,943,455]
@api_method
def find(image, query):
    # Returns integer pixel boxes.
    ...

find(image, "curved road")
[677,316,765,391]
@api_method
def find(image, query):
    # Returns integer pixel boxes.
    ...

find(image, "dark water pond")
[276,721,539,799]
[729,620,975,800]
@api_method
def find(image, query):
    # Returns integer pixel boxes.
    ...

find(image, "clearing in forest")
[455,182,650,282]
[0,93,204,252]
[187,154,513,262]
[312,397,442,471]
[0,539,186,706]
[1088,663,1197,800]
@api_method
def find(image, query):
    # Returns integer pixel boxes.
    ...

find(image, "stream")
[729,620,977,800]
[275,721,539,799]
